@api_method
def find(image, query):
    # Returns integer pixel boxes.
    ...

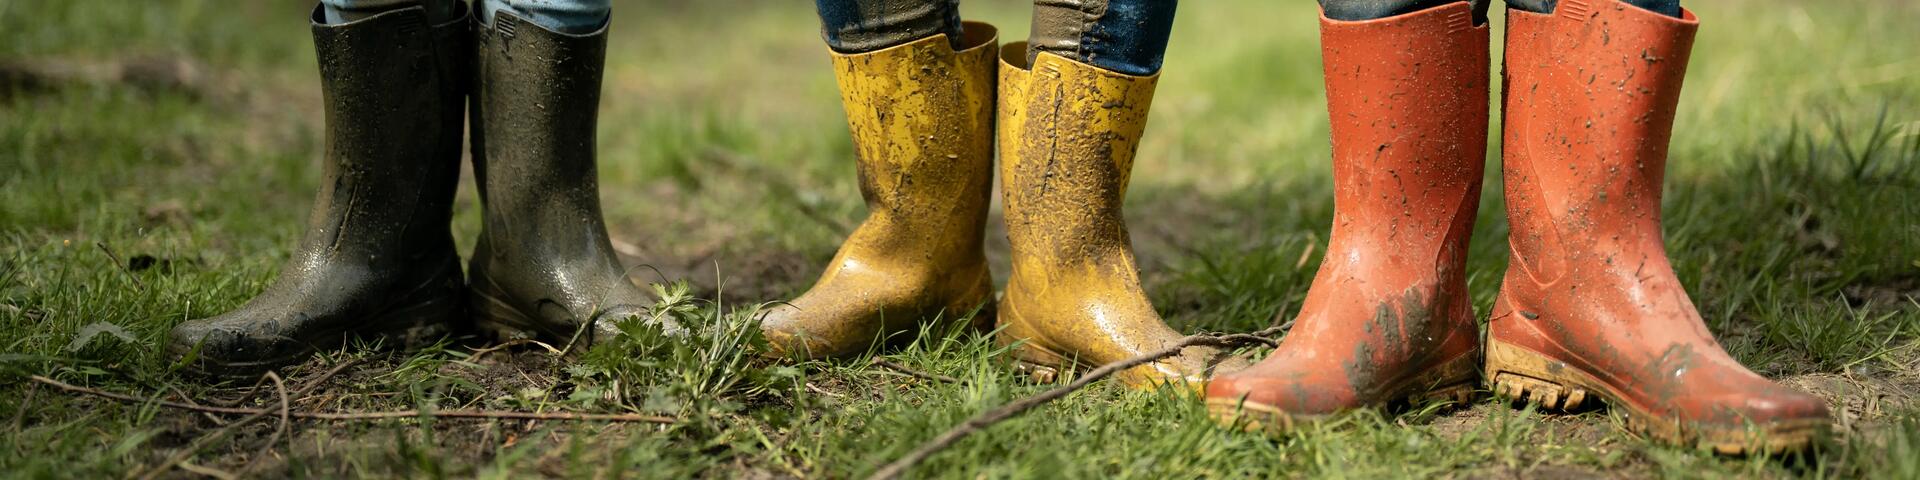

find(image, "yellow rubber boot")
[995,44,1248,389]
[760,23,1000,359]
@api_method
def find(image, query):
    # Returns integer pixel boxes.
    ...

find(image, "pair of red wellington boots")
[1206,0,1829,454]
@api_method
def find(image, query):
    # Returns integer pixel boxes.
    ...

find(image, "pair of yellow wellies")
[757,22,1243,387]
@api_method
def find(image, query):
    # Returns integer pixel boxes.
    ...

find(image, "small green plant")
[571,281,804,429]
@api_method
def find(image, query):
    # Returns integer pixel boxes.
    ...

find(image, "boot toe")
[1205,360,1374,418]
[1125,346,1254,389]
[1205,373,1347,417]
[1698,386,1831,429]
[167,314,304,376]
[166,319,224,359]
[757,303,842,359]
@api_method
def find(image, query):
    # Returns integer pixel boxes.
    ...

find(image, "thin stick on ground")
[468,339,563,362]
[242,372,290,474]
[30,376,676,424]
[135,391,275,480]
[202,357,361,408]
[866,324,1291,480]
[175,462,237,480]
[135,371,292,480]
[289,357,365,400]
[871,358,964,384]
[11,383,36,429]
[94,241,145,291]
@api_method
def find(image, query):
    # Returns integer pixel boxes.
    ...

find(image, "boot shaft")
[997,49,1158,270]
[828,22,999,256]
[1318,2,1487,279]
[302,3,468,265]
[1500,0,1698,278]
[470,11,614,258]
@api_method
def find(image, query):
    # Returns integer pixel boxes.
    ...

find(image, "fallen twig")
[11,383,36,429]
[163,384,227,426]
[94,241,145,291]
[468,339,563,362]
[135,388,275,480]
[30,375,675,424]
[804,382,844,398]
[866,324,1291,480]
[289,357,365,399]
[871,358,964,384]
[174,462,237,480]
[242,372,290,474]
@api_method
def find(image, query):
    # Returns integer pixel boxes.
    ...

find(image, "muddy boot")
[759,23,1001,359]
[995,45,1247,390]
[1488,0,1828,453]
[1205,2,1487,433]
[469,12,670,346]
[167,4,471,379]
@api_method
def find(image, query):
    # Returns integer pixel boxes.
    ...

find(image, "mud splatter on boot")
[1487,0,1828,454]
[167,4,471,379]
[759,23,1001,359]
[1207,2,1487,432]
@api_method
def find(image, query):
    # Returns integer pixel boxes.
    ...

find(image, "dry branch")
[243,372,291,474]
[871,358,965,384]
[29,375,675,424]
[94,241,145,290]
[866,324,1290,480]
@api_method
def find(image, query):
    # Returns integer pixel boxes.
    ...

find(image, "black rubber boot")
[469,12,672,347]
[168,4,471,379]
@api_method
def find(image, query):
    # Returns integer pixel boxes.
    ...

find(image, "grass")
[2,0,1917,477]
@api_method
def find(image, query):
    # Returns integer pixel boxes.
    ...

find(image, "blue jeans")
[321,0,609,33]
[814,0,965,53]
[1320,0,1681,22]
[814,0,1176,76]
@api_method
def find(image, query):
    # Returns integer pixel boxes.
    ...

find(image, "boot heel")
[360,259,464,349]
[363,293,460,348]
[1485,339,1593,411]
[470,288,542,343]
[957,273,998,335]
[993,296,1075,383]
[1005,342,1073,384]
[1404,353,1482,407]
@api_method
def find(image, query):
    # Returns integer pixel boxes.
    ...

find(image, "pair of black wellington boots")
[167,4,672,379]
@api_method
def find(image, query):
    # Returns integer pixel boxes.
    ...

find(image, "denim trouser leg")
[320,0,459,24]
[1319,0,1679,21]
[1506,0,1679,17]
[479,0,610,34]
[1027,0,1178,76]
[320,0,611,32]
[813,0,965,53]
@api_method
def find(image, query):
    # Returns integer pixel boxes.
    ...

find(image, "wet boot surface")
[468,12,671,347]
[995,45,1249,390]
[759,24,1002,360]
[1489,0,1829,454]
[1206,2,1489,434]
[165,5,471,380]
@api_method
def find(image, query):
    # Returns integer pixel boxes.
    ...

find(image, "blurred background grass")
[2,0,1917,477]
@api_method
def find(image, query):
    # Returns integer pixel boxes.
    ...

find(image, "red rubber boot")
[1488,0,1829,453]
[1206,2,1488,433]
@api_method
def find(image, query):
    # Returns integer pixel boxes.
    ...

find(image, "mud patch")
[1785,373,1920,433]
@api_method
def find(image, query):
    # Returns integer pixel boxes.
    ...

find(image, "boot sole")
[1485,339,1826,454]
[995,291,1208,392]
[1002,339,1208,393]
[1203,352,1478,436]
[470,287,562,344]
[176,293,460,381]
